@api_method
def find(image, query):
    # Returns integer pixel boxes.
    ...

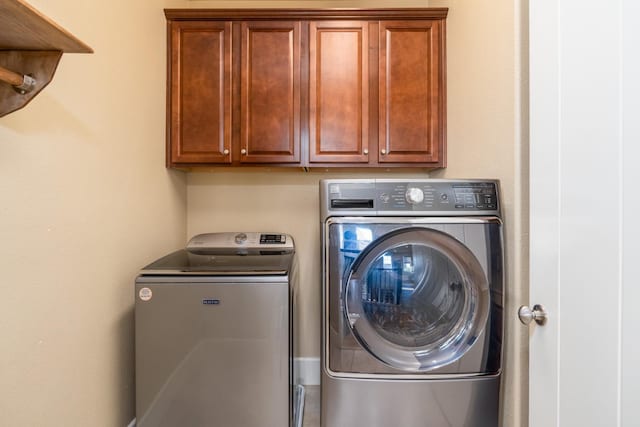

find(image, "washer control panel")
[187,232,293,250]
[322,179,500,216]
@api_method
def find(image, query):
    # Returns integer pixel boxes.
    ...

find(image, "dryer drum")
[344,227,490,372]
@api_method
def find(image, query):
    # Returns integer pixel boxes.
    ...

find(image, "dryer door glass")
[344,228,489,371]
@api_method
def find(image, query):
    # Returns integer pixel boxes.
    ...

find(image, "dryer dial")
[405,187,425,204]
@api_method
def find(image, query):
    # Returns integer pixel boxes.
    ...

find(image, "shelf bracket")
[0,50,62,117]
[0,64,37,94]
[0,0,93,117]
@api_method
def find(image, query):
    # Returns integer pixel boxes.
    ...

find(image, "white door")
[529,0,640,426]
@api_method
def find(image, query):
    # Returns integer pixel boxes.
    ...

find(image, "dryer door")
[344,227,489,371]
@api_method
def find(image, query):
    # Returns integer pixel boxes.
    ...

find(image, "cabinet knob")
[363,149,369,155]
[381,149,387,155]
[223,149,229,155]
[241,148,247,155]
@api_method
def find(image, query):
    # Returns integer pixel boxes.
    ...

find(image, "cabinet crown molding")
[165,8,448,21]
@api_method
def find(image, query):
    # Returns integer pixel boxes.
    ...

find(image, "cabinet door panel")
[309,21,369,163]
[379,20,445,164]
[169,21,232,165]
[241,21,301,163]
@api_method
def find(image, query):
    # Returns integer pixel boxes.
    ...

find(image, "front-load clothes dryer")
[135,232,301,427]
[320,179,504,427]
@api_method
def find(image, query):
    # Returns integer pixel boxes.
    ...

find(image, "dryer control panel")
[321,179,500,218]
[376,181,498,211]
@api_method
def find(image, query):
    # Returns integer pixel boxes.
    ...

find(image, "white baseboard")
[295,357,320,385]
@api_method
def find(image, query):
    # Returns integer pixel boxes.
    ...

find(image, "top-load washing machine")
[135,232,301,427]
[320,179,504,427]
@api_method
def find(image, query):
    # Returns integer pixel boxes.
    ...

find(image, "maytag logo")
[202,299,220,305]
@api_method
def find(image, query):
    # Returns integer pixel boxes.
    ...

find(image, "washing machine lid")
[343,227,489,372]
[139,232,294,276]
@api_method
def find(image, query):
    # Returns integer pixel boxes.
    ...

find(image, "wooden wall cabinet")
[169,21,232,164]
[240,21,301,164]
[309,21,369,164]
[379,20,445,165]
[165,9,447,169]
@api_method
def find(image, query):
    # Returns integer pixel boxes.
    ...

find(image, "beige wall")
[0,0,526,425]
[0,0,186,425]
[187,1,528,426]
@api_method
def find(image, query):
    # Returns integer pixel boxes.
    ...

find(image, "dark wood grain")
[169,21,232,165]
[378,20,445,165]
[309,21,369,164]
[165,9,447,169]
[240,21,301,163]
[165,9,448,21]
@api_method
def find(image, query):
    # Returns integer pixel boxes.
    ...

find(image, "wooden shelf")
[0,0,92,117]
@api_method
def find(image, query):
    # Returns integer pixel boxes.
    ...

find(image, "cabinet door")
[309,21,369,164]
[169,21,232,165]
[240,21,301,163]
[379,20,445,165]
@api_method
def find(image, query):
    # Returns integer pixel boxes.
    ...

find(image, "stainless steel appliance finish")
[320,179,504,427]
[135,232,298,427]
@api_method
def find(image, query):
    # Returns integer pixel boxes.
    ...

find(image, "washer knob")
[405,187,424,204]
[234,233,247,244]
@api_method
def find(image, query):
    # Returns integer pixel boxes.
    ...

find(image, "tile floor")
[301,385,320,427]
